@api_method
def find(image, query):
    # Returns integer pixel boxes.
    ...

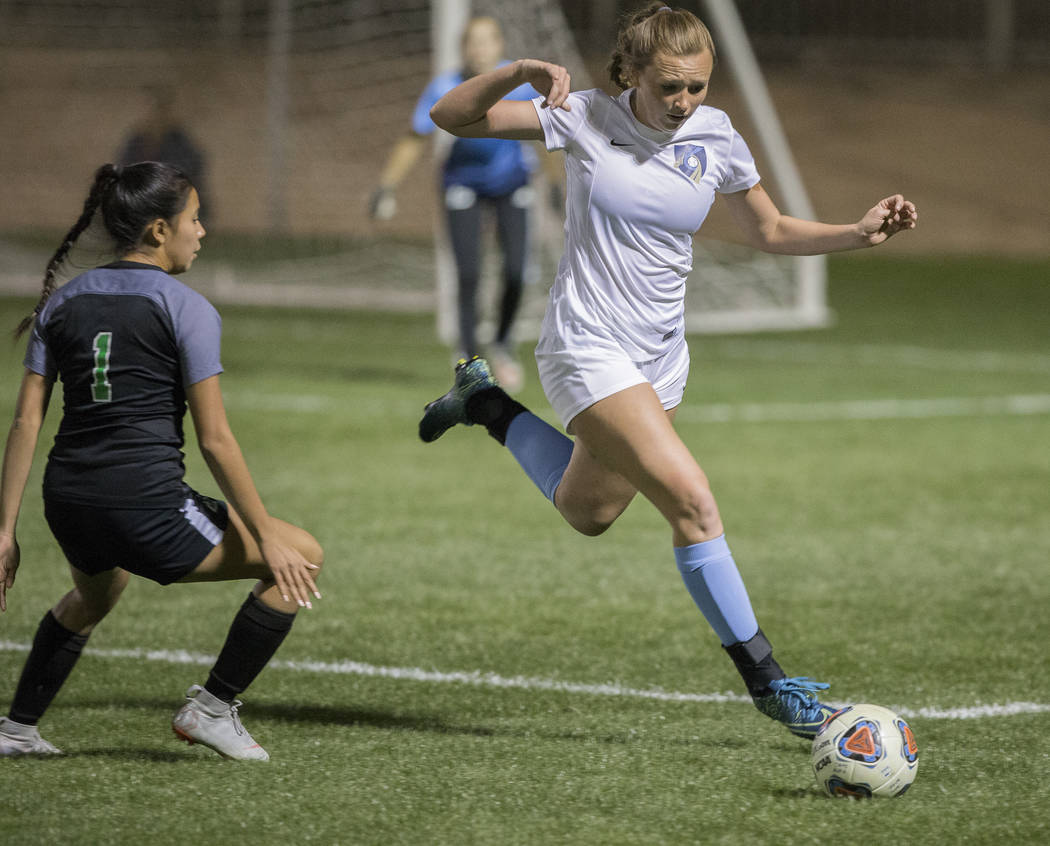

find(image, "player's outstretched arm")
[856,194,919,245]
[429,59,570,141]
[725,184,917,255]
[0,370,52,612]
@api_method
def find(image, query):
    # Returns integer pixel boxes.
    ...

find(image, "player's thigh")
[556,395,687,518]
[570,383,708,511]
[178,508,321,584]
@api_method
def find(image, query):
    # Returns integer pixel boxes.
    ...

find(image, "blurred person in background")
[0,162,322,761]
[369,15,554,392]
[418,3,917,739]
[118,84,210,221]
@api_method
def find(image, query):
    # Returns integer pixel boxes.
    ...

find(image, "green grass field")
[1,254,1048,844]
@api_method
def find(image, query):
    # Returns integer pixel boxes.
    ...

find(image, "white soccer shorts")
[535,334,689,432]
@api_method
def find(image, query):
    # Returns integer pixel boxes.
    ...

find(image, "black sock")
[8,611,90,725]
[204,593,296,702]
[723,629,787,699]
[464,386,527,445]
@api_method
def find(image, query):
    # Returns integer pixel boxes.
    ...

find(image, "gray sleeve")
[22,322,56,382]
[168,287,224,386]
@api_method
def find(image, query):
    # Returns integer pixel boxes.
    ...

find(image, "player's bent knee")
[305,536,324,573]
[568,516,611,537]
[70,594,118,626]
[669,485,723,538]
[560,501,626,537]
[293,527,324,573]
[56,574,128,631]
[270,518,324,570]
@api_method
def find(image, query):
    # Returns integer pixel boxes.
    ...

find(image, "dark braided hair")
[16,161,193,338]
[607,3,717,92]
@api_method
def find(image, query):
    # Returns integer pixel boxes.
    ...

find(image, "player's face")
[631,50,713,132]
[462,18,503,76]
[163,188,205,275]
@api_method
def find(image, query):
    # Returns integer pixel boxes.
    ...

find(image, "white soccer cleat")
[0,716,62,756]
[171,685,269,761]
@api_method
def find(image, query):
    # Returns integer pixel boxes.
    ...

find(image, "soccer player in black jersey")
[0,162,323,761]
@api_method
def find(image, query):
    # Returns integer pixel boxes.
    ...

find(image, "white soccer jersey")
[534,88,759,360]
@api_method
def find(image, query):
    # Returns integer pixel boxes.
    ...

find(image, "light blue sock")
[674,535,759,646]
[504,412,574,503]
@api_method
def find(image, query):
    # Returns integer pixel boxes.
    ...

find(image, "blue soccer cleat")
[419,356,499,443]
[753,676,835,739]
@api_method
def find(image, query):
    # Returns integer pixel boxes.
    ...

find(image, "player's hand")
[858,194,917,245]
[518,59,571,111]
[0,532,21,613]
[369,187,397,221]
[260,538,321,610]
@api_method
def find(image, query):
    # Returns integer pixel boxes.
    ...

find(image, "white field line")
[713,340,1050,375]
[224,390,1050,424]
[1,640,1046,722]
[675,393,1050,424]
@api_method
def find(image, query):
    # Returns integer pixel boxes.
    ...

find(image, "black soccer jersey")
[24,262,223,508]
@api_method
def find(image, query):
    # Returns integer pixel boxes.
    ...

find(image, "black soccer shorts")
[44,486,229,585]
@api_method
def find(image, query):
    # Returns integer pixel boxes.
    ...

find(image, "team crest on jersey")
[674,144,707,184]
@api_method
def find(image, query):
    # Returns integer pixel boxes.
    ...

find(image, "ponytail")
[15,164,121,339]
[15,161,192,339]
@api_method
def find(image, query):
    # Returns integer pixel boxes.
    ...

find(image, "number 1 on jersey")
[92,331,113,402]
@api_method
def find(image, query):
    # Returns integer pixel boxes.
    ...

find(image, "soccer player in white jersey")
[419,2,916,739]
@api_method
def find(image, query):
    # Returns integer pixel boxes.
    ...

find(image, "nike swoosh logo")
[610,140,634,147]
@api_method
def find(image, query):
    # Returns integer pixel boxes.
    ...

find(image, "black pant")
[445,187,529,356]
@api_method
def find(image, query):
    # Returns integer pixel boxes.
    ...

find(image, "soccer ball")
[810,703,918,798]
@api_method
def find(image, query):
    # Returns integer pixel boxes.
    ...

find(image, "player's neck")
[120,250,171,272]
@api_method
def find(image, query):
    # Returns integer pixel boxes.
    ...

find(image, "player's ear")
[141,217,169,247]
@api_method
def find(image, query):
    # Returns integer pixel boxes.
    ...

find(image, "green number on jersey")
[91,331,113,402]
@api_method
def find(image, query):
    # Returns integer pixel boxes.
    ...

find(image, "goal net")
[0,0,827,341]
